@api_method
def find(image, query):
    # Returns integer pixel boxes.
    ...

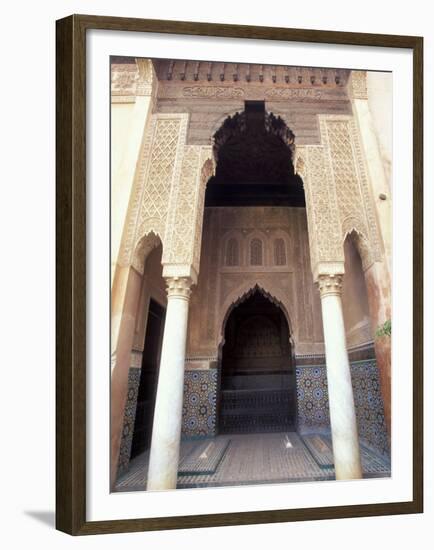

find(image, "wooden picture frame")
[56,14,423,535]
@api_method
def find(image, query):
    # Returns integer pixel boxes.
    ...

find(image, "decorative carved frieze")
[265,88,322,100]
[111,59,156,101]
[154,60,350,88]
[111,63,138,98]
[349,70,368,100]
[183,86,245,99]
[135,58,156,97]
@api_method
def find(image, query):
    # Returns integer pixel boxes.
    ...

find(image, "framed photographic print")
[56,14,423,535]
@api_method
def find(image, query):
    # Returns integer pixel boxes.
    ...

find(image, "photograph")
[1,0,430,545]
[110,56,393,493]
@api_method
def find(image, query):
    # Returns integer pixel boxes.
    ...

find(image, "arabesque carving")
[117,113,188,270]
[349,70,368,100]
[320,116,381,263]
[299,144,344,278]
[162,145,214,274]
[299,115,381,280]
[135,58,156,96]
[131,231,161,274]
[111,58,156,100]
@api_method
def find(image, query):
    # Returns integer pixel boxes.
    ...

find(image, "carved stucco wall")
[186,204,377,367]
[116,111,214,277]
[295,114,382,281]
[115,64,383,292]
[186,206,325,362]
[154,63,352,146]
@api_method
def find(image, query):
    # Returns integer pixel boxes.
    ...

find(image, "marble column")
[147,276,193,490]
[318,273,363,480]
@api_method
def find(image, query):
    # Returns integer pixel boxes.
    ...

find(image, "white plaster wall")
[367,72,393,186]
[111,103,135,277]
[111,95,154,285]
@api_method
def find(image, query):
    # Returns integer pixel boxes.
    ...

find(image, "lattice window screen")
[250,238,263,266]
[226,238,239,266]
[274,238,287,266]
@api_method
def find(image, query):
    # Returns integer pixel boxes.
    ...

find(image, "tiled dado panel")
[296,359,390,457]
[117,367,141,476]
[351,362,390,457]
[117,359,388,476]
[296,365,330,431]
[182,369,218,438]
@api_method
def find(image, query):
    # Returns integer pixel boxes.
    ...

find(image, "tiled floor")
[114,432,391,492]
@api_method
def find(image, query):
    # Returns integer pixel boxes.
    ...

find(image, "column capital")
[165,276,193,300]
[317,273,343,298]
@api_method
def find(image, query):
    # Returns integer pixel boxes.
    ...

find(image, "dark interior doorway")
[218,290,296,434]
[130,299,166,459]
[205,101,305,207]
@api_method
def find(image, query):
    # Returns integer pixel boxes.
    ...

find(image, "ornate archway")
[205,102,305,207]
[217,287,296,434]
[218,282,296,351]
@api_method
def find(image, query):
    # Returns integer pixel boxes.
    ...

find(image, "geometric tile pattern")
[181,369,218,438]
[181,361,389,459]
[113,432,390,493]
[117,367,141,476]
[118,360,388,478]
[296,365,331,431]
[296,359,390,458]
[351,360,390,457]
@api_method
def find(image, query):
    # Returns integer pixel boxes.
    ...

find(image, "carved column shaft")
[318,273,362,480]
[147,276,193,490]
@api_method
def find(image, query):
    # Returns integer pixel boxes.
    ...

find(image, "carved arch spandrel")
[209,108,245,149]
[131,230,163,275]
[342,226,374,272]
[192,153,215,273]
[217,281,296,351]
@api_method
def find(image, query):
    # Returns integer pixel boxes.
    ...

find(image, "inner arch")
[218,288,296,434]
[205,100,305,207]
